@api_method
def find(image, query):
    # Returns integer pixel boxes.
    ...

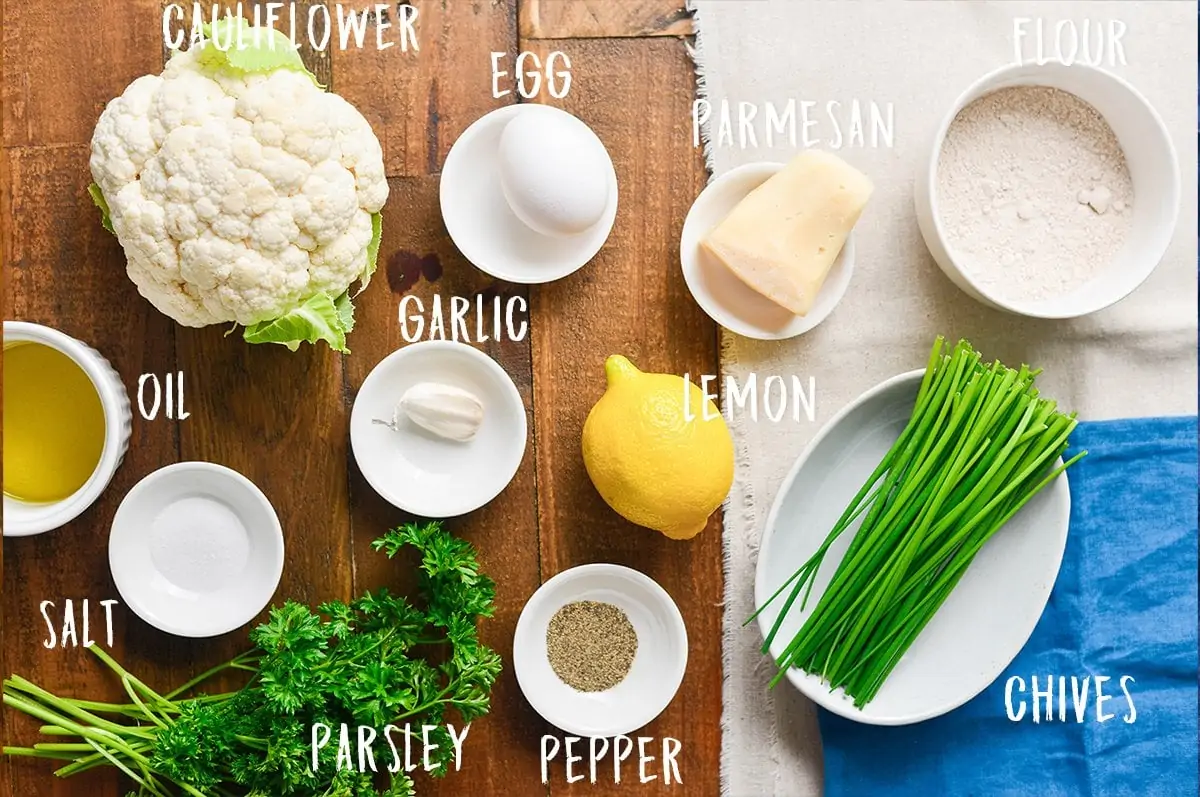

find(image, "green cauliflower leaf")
[88,183,114,234]
[198,17,320,85]
[242,291,354,353]
[334,289,355,335]
[357,211,383,295]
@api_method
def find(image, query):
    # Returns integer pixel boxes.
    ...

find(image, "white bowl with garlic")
[916,61,1179,319]
[350,341,527,517]
[440,104,618,284]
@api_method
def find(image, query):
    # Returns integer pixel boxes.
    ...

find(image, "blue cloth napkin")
[819,416,1199,797]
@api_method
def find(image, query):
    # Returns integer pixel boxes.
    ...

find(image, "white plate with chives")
[753,364,1072,725]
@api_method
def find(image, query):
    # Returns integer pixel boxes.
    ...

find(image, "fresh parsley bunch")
[2,522,501,797]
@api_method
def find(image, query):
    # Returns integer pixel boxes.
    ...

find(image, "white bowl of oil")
[3,321,132,537]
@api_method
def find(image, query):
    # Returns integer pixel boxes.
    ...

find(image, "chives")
[753,337,1086,705]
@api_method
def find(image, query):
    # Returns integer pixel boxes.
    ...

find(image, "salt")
[936,86,1133,303]
[150,496,250,592]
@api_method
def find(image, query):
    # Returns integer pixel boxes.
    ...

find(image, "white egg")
[497,110,612,238]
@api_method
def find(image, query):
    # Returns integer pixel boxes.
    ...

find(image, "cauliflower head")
[89,20,387,352]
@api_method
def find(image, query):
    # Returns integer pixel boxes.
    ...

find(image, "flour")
[935,86,1133,303]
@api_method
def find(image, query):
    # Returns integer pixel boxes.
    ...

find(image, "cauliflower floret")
[89,43,387,330]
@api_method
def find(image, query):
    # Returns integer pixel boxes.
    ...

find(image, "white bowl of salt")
[916,61,1179,319]
[109,462,284,638]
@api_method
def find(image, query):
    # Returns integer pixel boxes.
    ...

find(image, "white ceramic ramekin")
[512,563,688,737]
[915,62,1179,319]
[3,321,132,536]
[109,462,284,638]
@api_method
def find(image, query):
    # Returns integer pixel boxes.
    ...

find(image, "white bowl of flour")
[915,62,1179,318]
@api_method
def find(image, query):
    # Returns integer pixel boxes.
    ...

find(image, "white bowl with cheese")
[681,160,861,340]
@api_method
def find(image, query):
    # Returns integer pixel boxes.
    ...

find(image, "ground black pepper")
[545,600,638,692]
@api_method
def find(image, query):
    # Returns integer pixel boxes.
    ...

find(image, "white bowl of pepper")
[513,563,688,738]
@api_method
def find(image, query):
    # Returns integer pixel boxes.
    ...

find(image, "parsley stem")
[120,677,170,730]
[163,649,259,701]
[394,684,457,721]
[4,679,152,740]
[87,646,173,709]
[80,738,154,789]
[2,693,150,777]
[1,747,78,760]
[2,522,500,797]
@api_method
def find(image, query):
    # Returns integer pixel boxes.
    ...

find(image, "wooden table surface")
[1,1,720,795]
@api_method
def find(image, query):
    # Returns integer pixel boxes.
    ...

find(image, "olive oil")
[3,342,106,502]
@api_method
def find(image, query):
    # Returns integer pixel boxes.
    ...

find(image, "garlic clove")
[396,381,484,442]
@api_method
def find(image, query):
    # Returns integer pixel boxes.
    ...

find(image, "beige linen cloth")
[687,1,1199,795]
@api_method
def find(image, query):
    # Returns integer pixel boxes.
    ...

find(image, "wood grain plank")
[170,0,356,609]
[3,9,181,797]
[3,4,351,796]
[524,37,720,794]
[520,0,693,39]
[175,332,356,608]
[0,0,7,757]
[2,0,164,148]
[3,4,718,797]
[341,184,548,796]
[0,145,180,797]
[167,0,355,717]
[338,2,548,793]
[335,0,516,177]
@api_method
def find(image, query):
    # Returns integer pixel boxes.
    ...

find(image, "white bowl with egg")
[109,462,284,638]
[3,321,132,537]
[440,104,618,284]
[915,61,1179,318]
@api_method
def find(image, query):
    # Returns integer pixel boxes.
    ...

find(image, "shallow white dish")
[915,61,1179,318]
[109,462,284,638]
[513,564,688,737]
[3,321,132,537]
[680,161,855,340]
[351,340,527,517]
[440,104,618,284]
[754,370,1070,725]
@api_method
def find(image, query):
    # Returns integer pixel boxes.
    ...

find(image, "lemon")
[582,355,734,540]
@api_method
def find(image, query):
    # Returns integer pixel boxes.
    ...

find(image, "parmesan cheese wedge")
[701,150,873,316]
